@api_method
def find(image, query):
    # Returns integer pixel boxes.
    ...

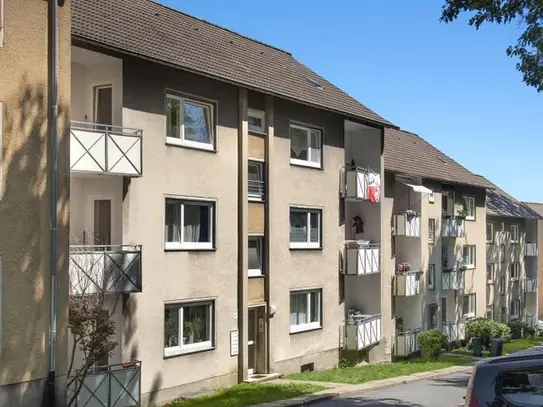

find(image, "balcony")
[393,212,420,237]
[69,245,142,295]
[341,166,381,203]
[441,217,465,238]
[344,241,380,275]
[441,268,465,291]
[442,321,466,343]
[394,271,421,296]
[395,328,421,357]
[345,314,381,351]
[70,121,143,176]
[68,360,141,407]
[526,277,537,293]
[248,180,265,201]
[526,243,538,257]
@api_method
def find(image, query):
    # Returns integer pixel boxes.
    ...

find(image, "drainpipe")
[47,0,59,405]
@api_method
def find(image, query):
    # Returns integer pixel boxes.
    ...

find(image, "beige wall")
[0,0,70,405]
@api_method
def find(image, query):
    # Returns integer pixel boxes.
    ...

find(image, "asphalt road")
[315,372,470,407]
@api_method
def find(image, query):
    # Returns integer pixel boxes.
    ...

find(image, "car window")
[498,368,543,406]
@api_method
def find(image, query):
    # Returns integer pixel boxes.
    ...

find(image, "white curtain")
[184,204,202,242]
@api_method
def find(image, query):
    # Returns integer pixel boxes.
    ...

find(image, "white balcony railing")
[526,243,538,257]
[526,277,537,293]
[394,271,421,296]
[395,328,421,357]
[341,166,380,202]
[393,212,421,237]
[345,314,381,351]
[69,245,142,295]
[441,217,465,238]
[344,241,380,275]
[442,268,465,291]
[442,321,466,342]
[70,121,143,176]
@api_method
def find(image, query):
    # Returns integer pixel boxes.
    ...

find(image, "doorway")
[428,304,438,329]
[93,85,113,126]
[93,199,111,246]
[441,297,447,326]
[248,306,267,376]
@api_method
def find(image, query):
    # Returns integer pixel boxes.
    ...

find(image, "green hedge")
[417,329,448,360]
[465,317,511,349]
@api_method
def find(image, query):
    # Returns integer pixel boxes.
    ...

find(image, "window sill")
[511,278,520,282]
[464,266,475,270]
[290,159,323,170]
[289,244,322,251]
[487,281,494,285]
[248,129,267,136]
[165,242,215,251]
[510,241,519,244]
[465,216,475,221]
[290,324,323,335]
[248,197,265,203]
[164,344,215,358]
[463,313,475,319]
[166,137,216,152]
[248,270,264,278]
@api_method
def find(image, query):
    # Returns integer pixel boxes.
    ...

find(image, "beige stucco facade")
[0,0,71,405]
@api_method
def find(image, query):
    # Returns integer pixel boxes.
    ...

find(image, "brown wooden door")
[94,199,111,246]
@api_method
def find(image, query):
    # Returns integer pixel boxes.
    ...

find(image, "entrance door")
[94,85,113,126]
[441,297,447,325]
[428,304,438,329]
[93,199,111,246]
[248,309,257,375]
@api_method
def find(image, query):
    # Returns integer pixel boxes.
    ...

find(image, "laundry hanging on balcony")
[366,172,381,203]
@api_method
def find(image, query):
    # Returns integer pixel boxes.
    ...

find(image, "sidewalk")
[253,364,474,407]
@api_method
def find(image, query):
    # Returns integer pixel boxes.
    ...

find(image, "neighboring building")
[68,0,393,404]
[523,202,543,319]
[382,128,492,356]
[0,0,71,406]
[482,181,540,325]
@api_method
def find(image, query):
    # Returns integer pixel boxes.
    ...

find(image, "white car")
[537,320,543,330]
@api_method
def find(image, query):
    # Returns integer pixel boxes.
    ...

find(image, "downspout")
[47,0,59,404]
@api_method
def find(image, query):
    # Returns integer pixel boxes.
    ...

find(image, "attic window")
[307,78,324,90]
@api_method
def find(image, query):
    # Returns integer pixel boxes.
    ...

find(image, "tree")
[440,0,543,92]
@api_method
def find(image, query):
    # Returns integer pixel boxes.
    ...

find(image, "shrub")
[466,317,511,349]
[418,329,447,360]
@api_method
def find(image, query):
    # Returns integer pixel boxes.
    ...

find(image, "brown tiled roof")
[72,0,393,127]
[523,202,543,218]
[478,177,541,219]
[384,128,492,189]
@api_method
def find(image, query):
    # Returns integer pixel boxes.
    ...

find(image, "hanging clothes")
[367,171,381,203]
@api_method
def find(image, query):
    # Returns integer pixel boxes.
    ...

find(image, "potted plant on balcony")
[184,314,204,344]
[455,204,468,219]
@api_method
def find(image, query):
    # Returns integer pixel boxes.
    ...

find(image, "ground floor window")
[462,294,476,318]
[289,289,322,333]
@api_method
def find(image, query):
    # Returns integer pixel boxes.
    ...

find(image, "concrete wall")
[0,1,71,406]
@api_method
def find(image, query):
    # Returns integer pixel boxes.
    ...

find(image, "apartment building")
[381,129,491,356]
[0,0,71,406]
[523,202,543,319]
[66,0,394,404]
[483,181,540,325]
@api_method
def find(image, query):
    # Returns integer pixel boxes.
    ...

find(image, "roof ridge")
[149,0,292,56]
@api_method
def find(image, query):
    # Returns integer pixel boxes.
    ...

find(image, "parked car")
[537,320,543,331]
[464,348,543,406]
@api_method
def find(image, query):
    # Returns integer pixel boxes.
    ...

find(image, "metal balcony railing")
[70,121,143,176]
[526,242,538,257]
[394,271,421,296]
[345,314,381,351]
[69,245,142,295]
[442,321,466,342]
[393,212,421,237]
[395,328,421,357]
[68,360,141,407]
[526,277,537,293]
[441,268,465,291]
[248,179,265,201]
[344,241,380,275]
[441,217,465,238]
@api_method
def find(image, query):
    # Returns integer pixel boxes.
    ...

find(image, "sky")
[162,0,543,202]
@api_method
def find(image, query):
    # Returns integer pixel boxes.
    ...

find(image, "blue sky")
[163,0,543,202]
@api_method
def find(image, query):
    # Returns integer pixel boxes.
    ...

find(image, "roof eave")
[385,169,492,190]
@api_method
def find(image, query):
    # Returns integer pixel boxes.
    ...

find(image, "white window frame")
[248,235,264,277]
[289,123,322,169]
[486,263,494,284]
[510,224,520,243]
[164,197,215,250]
[499,276,505,295]
[289,289,322,333]
[289,207,322,249]
[248,108,266,133]
[462,245,476,269]
[428,218,436,244]
[486,223,494,244]
[164,300,214,357]
[463,195,476,220]
[510,299,520,318]
[248,161,265,202]
[428,264,435,290]
[510,262,520,281]
[462,294,476,318]
[166,93,215,151]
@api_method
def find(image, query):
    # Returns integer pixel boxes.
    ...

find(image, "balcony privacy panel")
[395,328,421,356]
[442,218,465,237]
[442,321,466,342]
[394,272,421,296]
[345,314,381,351]
[526,243,538,257]
[394,213,420,237]
[526,277,537,293]
[442,270,465,291]
[345,243,380,275]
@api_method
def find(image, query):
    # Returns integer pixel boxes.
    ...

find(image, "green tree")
[440,1,543,92]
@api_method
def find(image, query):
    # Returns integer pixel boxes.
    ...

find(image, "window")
[166,94,214,150]
[498,367,543,406]
[428,218,436,244]
[428,304,438,329]
[499,276,505,295]
[510,224,520,243]
[248,236,264,277]
[248,108,266,133]
[462,245,476,269]
[428,264,435,290]
[501,244,506,263]
[289,207,321,249]
[510,299,520,318]
[510,262,520,281]
[442,245,449,268]
[486,306,493,320]
[290,289,322,333]
[501,306,507,323]
[463,196,475,220]
[165,198,214,250]
[486,223,494,243]
[487,264,494,284]
[164,301,214,356]
[441,297,447,324]
[462,294,476,318]
[248,161,265,201]
[289,123,322,168]
[428,191,435,204]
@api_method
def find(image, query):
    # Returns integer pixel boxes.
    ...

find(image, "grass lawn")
[452,337,543,357]
[164,383,325,407]
[285,356,473,385]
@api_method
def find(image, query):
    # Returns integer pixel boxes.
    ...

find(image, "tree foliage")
[441,0,543,92]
